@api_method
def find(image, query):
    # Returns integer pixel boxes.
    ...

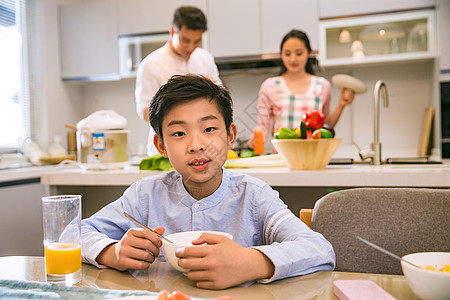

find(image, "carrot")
[253,128,265,155]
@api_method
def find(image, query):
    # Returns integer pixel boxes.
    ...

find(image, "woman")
[249,29,354,149]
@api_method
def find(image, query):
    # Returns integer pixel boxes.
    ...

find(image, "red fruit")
[302,111,325,130]
[312,129,321,139]
[170,291,191,300]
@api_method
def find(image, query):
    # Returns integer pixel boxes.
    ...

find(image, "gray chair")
[310,188,450,274]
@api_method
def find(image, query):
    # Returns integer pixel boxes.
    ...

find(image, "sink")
[384,157,442,164]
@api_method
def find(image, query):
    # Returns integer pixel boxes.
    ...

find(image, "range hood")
[215,53,282,71]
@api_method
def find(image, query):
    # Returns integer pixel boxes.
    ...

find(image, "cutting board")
[418,106,434,156]
[224,154,287,168]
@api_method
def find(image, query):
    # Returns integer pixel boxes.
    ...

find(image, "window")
[0,0,30,152]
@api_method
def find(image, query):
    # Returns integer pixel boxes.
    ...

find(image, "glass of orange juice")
[42,195,81,285]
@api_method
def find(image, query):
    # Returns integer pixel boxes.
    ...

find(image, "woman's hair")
[279,29,317,76]
[172,6,207,32]
[149,75,233,140]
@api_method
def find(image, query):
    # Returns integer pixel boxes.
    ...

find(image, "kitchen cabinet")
[208,0,319,58]
[261,0,319,53]
[318,9,437,67]
[437,0,450,75]
[117,0,207,36]
[207,0,260,57]
[0,181,48,256]
[318,0,435,19]
[59,0,120,81]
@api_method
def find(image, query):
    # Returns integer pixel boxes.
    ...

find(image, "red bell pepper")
[302,111,325,130]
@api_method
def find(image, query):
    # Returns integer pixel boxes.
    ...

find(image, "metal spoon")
[356,236,421,269]
[123,212,174,244]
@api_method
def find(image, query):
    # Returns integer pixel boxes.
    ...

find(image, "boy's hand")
[175,233,274,289]
[97,226,165,271]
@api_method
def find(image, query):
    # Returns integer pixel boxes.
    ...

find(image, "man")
[135,6,221,156]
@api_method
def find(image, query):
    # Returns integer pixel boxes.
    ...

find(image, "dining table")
[0,256,419,299]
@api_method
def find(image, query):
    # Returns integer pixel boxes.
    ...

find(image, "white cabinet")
[207,0,260,57]
[59,0,120,81]
[437,0,450,74]
[118,0,207,36]
[261,0,319,53]
[318,0,435,19]
[208,0,319,58]
[0,182,48,256]
[318,9,437,67]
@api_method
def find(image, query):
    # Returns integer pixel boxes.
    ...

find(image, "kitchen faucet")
[359,80,389,165]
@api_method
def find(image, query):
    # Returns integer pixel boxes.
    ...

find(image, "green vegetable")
[275,127,298,139]
[240,149,258,158]
[318,128,333,138]
[139,154,173,171]
[299,121,307,139]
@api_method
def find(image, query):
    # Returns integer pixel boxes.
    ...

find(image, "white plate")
[331,74,368,94]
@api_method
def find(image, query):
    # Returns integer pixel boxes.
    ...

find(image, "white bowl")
[162,231,233,273]
[401,252,450,300]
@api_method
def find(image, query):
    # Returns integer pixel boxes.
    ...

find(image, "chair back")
[311,188,450,274]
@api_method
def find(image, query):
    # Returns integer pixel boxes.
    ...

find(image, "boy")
[82,75,335,290]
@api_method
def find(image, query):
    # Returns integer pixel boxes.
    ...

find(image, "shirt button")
[194,203,200,209]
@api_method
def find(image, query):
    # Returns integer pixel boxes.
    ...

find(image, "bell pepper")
[302,111,325,130]
[275,127,298,139]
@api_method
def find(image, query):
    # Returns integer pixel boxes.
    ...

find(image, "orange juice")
[45,243,81,275]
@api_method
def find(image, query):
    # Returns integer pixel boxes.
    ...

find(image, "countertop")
[0,256,418,300]
[40,159,450,187]
[0,164,73,184]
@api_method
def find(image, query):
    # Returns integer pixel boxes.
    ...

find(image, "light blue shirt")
[81,168,335,283]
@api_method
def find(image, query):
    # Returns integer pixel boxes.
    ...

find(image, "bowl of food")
[401,252,450,300]
[162,231,233,273]
[271,138,342,170]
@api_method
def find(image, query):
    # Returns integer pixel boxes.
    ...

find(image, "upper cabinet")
[59,0,120,81]
[318,9,437,68]
[318,0,435,19]
[207,0,319,58]
[207,0,260,57]
[437,0,450,76]
[261,0,318,53]
[117,0,207,35]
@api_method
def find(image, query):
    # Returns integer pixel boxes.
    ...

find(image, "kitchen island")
[41,160,450,218]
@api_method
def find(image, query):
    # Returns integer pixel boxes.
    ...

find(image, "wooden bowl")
[271,139,342,170]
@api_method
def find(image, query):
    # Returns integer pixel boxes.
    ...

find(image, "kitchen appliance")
[118,32,170,78]
[76,110,129,170]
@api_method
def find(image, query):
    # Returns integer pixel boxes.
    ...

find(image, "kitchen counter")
[40,161,450,218]
[41,160,450,187]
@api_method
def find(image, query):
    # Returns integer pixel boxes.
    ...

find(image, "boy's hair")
[172,6,207,32]
[149,74,233,140]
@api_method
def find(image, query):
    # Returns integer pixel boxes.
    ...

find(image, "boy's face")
[154,98,236,193]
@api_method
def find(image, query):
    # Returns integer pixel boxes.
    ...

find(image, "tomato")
[170,291,191,300]
[157,290,171,300]
[312,129,322,139]
[302,111,325,130]
[158,290,191,300]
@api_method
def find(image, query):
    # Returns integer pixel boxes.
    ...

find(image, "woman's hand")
[176,233,274,289]
[97,226,165,271]
[338,88,355,107]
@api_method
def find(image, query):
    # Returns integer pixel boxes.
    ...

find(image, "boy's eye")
[172,131,185,137]
[204,127,216,133]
